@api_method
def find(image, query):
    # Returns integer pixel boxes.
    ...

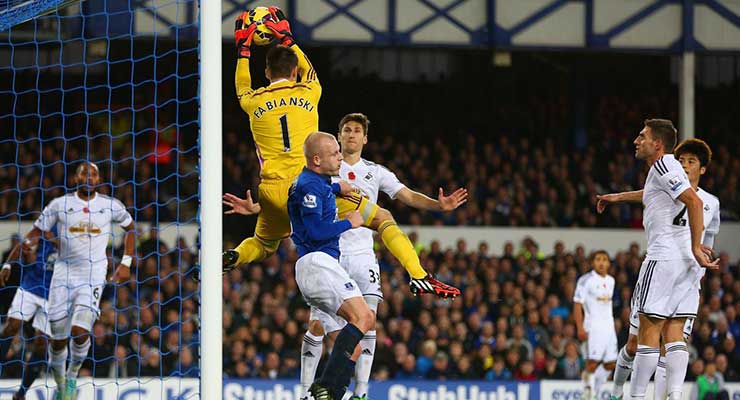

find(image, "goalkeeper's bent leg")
[374,209,427,279]
[233,236,281,266]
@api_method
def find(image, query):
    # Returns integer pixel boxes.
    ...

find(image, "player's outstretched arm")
[596,190,643,213]
[234,12,257,107]
[395,187,468,212]
[0,227,43,286]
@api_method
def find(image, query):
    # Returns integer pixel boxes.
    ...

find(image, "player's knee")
[258,238,281,259]
[371,208,393,230]
[51,338,68,351]
[356,308,375,333]
[70,325,89,342]
[308,319,325,336]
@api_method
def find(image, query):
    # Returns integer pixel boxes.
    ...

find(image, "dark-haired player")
[597,132,720,399]
[224,8,460,298]
[573,250,617,400]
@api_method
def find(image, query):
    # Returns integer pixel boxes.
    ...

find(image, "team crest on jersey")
[302,194,317,208]
[344,282,354,290]
[364,172,373,181]
[668,176,683,191]
[68,221,102,235]
[704,204,710,211]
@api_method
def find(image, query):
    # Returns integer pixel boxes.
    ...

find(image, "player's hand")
[596,193,620,214]
[346,211,364,228]
[577,329,588,342]
[693,245,720,270]
[111,264,131,284]
[234,11,258,58]
[0,267,10,287]
[337,180,360,197]
[223,190,261,216]
[438,187,468,212]
[264,6,294,46]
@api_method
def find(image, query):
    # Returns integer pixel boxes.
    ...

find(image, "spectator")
[692,361,729,400]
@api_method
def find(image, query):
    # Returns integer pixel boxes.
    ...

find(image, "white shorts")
[340,252,383,301]
[7,288,51,336]
[632,259,700,321]
[47,272,105,339]
[296,252,363,332]
[309,252,383,333]
[583,330,618,363]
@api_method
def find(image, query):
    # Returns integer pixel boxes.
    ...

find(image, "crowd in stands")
[220,236,739,382]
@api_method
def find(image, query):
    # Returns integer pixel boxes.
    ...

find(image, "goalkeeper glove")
[234,11,257,59]
[264,6,295,47]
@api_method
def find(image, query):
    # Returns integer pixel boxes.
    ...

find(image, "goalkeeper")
[224,7,460,298]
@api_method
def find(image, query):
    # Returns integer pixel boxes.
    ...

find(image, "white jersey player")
[302,113,468,400]
[573,250,617,400]
[597,127,719,400]
[33,162,136,400]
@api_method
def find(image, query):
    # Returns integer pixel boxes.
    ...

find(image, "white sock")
[629,345,660,399]
[665,341,689,400]
[67,338,91,380]
[48,346,68,387]
[354,330,376,398]
[612,346,634,398]
[300,331,324,398]
[594,364,610,398]
[654,355,667,400]
[582,370,593,400]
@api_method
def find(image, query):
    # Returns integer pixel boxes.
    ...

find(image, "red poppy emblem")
[83,207,89,213]
[348,171,356,180]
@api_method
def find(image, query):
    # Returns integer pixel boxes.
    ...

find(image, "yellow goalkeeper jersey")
[236,45,321,181]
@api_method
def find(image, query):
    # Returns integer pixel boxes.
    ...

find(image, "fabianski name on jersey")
[253,96,315,119]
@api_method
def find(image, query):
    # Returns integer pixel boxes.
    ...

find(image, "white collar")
[269,78,289,86]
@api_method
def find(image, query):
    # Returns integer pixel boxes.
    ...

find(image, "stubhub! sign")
[223,380,535,400]
[2,378,739,399]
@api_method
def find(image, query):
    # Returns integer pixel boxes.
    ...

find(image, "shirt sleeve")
[573,276,586,304]
[33,199,58,232]
[654,157,691,200]
[112,199,134,228]
[378,165,406,200]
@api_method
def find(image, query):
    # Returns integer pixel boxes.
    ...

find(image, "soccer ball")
[247,7,275,46]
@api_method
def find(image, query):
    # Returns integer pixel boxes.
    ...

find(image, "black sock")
[17,347,45,397]
[318,323,363,399]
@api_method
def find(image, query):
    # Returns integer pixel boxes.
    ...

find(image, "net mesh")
[0,0,200,397]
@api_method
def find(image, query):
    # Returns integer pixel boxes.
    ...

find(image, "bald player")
[287,132,373,400]
[32,162,135,400]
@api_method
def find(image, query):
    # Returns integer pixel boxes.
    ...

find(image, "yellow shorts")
[254,180,379,242]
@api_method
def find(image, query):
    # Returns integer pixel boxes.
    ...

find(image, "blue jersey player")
[287,132,373,400]
[0,226,57,400]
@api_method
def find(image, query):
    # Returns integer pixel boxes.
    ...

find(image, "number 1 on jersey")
[279,115,291,152]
